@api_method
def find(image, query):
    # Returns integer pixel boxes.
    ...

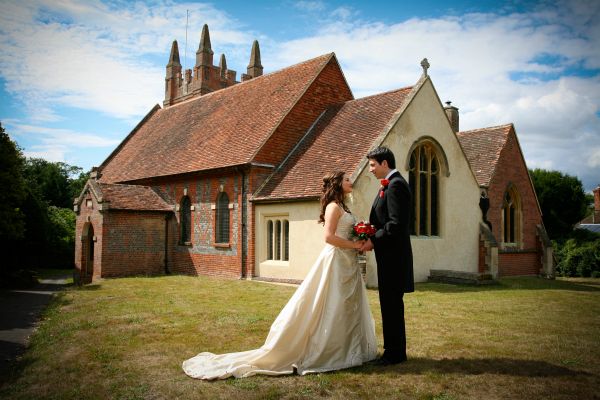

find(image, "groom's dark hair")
[366,146,396,169]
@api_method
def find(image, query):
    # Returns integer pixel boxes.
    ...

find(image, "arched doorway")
[81,223,95,283]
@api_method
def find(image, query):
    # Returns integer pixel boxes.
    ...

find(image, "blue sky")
[1,0,599,191]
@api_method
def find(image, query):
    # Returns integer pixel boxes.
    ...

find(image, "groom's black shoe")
[369,354,407,366]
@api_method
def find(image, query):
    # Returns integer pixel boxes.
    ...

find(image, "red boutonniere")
[379,179,390,198]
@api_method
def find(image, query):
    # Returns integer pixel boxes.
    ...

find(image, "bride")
[182,171,377,379]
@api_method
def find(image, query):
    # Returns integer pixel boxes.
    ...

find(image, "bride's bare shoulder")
[325,202,343,213]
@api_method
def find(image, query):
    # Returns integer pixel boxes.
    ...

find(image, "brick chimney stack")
[594,185,600,223]
[444,101,459,132]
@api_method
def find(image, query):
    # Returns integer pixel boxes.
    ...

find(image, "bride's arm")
[324,203,363,250]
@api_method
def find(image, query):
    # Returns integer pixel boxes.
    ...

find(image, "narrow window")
[502,187,521,246]
[274,220,281,260]
[216,192,230,243]
[283,220,289,261]
[267,220,273,260]
[180,196,191,243]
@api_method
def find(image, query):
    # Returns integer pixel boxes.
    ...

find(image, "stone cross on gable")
[421,58,430,76]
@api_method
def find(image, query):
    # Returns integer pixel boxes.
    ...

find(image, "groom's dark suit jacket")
[369,171,414,293]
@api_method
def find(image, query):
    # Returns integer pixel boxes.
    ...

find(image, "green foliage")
[529,168,588,239]
[23,158,86,208]
[0,123,27,241]
[554,229,600,277]
[48,206,76,245]
[0,123,86,273]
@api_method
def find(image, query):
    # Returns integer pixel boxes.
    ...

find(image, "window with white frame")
[266,217,289,261]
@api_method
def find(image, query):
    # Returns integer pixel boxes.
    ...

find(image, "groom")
[361,146,414,365]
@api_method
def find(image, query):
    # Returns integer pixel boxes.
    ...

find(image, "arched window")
[216,192,230,243]
[502,186,521,246]
[409,142,440,236]
[180,196,191,244]
[266,218,289,261]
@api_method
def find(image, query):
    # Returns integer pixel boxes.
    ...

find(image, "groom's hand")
[360,239,374,252]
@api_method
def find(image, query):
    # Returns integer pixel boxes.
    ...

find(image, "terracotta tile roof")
[98,53,335,183]
[253,87,414,201]
[97,183,172,211]
[456,124,513,187]
[579,211,600,225]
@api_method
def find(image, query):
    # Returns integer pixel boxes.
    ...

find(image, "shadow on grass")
[415,277,600,293]
[0,345,36,390]
[0,282,72,391]
[355,357,591,378]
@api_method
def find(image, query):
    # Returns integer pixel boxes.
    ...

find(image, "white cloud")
[0,0,255,121]
[0,0,599,190]
[8,121,121,165]
[10,123,120,147]
[588,148,600,168]
[266,2,600,190]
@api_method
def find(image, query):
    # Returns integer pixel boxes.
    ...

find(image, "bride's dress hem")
[182,211,377,380]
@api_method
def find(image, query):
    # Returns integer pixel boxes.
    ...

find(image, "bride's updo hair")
[318,171,350,224]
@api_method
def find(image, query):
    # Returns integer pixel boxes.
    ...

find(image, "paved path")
[0,275,70,377]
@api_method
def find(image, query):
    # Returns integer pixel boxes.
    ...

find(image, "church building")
[74,25,553,286]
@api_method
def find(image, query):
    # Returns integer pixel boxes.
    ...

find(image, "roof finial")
[196,24,214,67]
[420,58,430,76]
[247,40,264,78]
[199,24,212,52]
[167,40,181,66]
[219,53,227,79]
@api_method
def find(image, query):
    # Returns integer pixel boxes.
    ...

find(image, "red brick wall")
[498,251,540,276]
[100,211,167,277]
[81,165,277,281]
[487,127,543,276]
[148,171,245,278]
[253,58,353,166]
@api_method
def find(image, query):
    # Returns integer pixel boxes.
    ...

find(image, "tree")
[46,206,77,268]
[529,168,588,239]
[0,123,88,276]
[19,159,86,269]
[0,123,26,241]
[0,123,28,275]
[23,159,84,209]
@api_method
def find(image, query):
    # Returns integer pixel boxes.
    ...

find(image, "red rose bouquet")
[352,221,377,240]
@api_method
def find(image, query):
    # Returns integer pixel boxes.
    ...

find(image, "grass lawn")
[0,275,598,399]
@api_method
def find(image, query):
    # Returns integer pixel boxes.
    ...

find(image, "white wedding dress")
[182,210,377,379]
